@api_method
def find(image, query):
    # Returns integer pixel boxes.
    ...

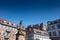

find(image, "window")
[0,32,1,35]
[11,34,15,37]
[58,31,60,35]
[5,38,8,40]
[53,31,57,36]
[8,33,10,37]
[9,27,12,31]
[12,28,18,33]
[3,33,5,36]
[0,32,5,35]
[3,32,11,37]
[48,26,52,30]
[1,32,4,35]
[28,35,33,38]
[5,32,7,36]
[27,39,33,40]
[0,24,1,26]
[44,32,49,36]
[15,29,18,34]
[10,33,13,36]
[35,39,39,40]
[0,25,7,30]
[15,29,17,31]
[3,26,6,30]
[49,32,52,36]
[48,26,55,30]
[13,34,15,37]
[34,34,40,38]
[57,24,60,29]
[36,32,41,35]
[0,24,3,28]
[12,28,15,31]
[51,26,55,30]
[7,27,12,31]
[6,33,9,37]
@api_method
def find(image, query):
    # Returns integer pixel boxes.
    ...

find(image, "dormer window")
[13,24,16,26]
[4,21,7,24]
[9,22,12,25]
[13,24,17,27]
[2,20,4,23]
[9,22,13,26]
[0,20,1,22]
[11,23,13,26]
[0,19,1,21]
[7,22,9,24]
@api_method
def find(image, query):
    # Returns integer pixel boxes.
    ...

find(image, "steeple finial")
[20,20,22,25]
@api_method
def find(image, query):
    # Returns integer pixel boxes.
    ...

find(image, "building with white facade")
[47,19,60,40]
[26,24,51,40]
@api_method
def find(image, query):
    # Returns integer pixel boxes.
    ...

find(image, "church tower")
[16,20,26,40]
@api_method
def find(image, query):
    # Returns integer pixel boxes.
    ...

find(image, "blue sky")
[0,0,60,27]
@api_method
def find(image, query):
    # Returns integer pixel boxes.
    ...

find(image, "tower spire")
[20,20,22,27]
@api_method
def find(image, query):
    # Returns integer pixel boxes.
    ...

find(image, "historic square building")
[0,18,18,40]
[0,18,51,40]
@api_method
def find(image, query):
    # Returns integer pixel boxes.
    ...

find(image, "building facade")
[47,19,60,40]
[0,18,18,40]
[0,18,51,40]
[26,24,51,40]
